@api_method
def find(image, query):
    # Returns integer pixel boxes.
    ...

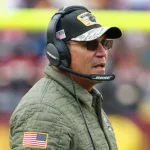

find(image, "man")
[9,5,122,150]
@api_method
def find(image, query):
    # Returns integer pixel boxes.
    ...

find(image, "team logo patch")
[77,12,99,26]
[22,132,48,149]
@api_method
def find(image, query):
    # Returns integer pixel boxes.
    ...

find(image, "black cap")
[56,9,122,42]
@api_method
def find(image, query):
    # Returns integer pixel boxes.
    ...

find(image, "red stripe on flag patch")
[22,132,48,149]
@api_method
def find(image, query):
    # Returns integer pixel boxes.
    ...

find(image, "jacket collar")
[45,65,102,108]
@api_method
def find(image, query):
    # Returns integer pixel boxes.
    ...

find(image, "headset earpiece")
[46,43,60,66]
[46,38,70,67]
[55,38,71,67]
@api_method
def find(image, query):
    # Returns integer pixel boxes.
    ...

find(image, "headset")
[46,5,115,81]
[46,6,89,68]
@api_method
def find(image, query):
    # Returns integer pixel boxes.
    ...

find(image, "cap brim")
[71,26,122,41]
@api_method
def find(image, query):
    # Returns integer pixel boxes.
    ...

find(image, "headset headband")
[47,5,90,45]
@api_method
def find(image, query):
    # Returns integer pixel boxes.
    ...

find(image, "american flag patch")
[22,132,48,149]
[56,29,66,39]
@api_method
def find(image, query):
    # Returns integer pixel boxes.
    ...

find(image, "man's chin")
[92,71,105,75]
[92,67,105,75]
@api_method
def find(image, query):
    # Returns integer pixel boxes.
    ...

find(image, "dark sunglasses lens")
[86,40,98,51]
[102,40,113,50]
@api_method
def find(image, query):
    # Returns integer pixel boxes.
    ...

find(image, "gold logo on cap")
[77,12,99,26]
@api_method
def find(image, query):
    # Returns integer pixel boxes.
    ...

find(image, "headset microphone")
[59,65,115,81]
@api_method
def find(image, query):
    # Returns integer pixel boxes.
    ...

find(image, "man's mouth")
[94,63,106,68]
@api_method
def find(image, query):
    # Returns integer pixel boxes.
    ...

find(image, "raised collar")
[44,65,102,108]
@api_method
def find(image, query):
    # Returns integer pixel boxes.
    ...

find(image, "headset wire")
[69,73,96,150]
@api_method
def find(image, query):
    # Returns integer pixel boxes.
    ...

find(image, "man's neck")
[69,74,96,92]
[52,66,95,92]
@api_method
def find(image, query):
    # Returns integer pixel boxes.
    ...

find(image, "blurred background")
[0,0,150,150]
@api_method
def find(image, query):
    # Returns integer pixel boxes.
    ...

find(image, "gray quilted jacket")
[9,65,118,150]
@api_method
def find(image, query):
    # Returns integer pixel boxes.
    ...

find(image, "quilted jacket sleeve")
[9,103,77,150]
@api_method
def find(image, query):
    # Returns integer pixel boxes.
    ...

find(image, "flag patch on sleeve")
[22,132,48,149]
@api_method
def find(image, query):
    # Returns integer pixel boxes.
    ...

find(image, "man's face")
[68,35,109,76]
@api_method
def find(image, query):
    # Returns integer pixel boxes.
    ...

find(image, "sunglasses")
[67,39,113,51]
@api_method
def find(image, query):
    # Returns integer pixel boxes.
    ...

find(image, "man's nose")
[95,43,107,58]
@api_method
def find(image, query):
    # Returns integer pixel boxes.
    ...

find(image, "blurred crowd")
[0,0,150,149]
[1,0,150,10]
